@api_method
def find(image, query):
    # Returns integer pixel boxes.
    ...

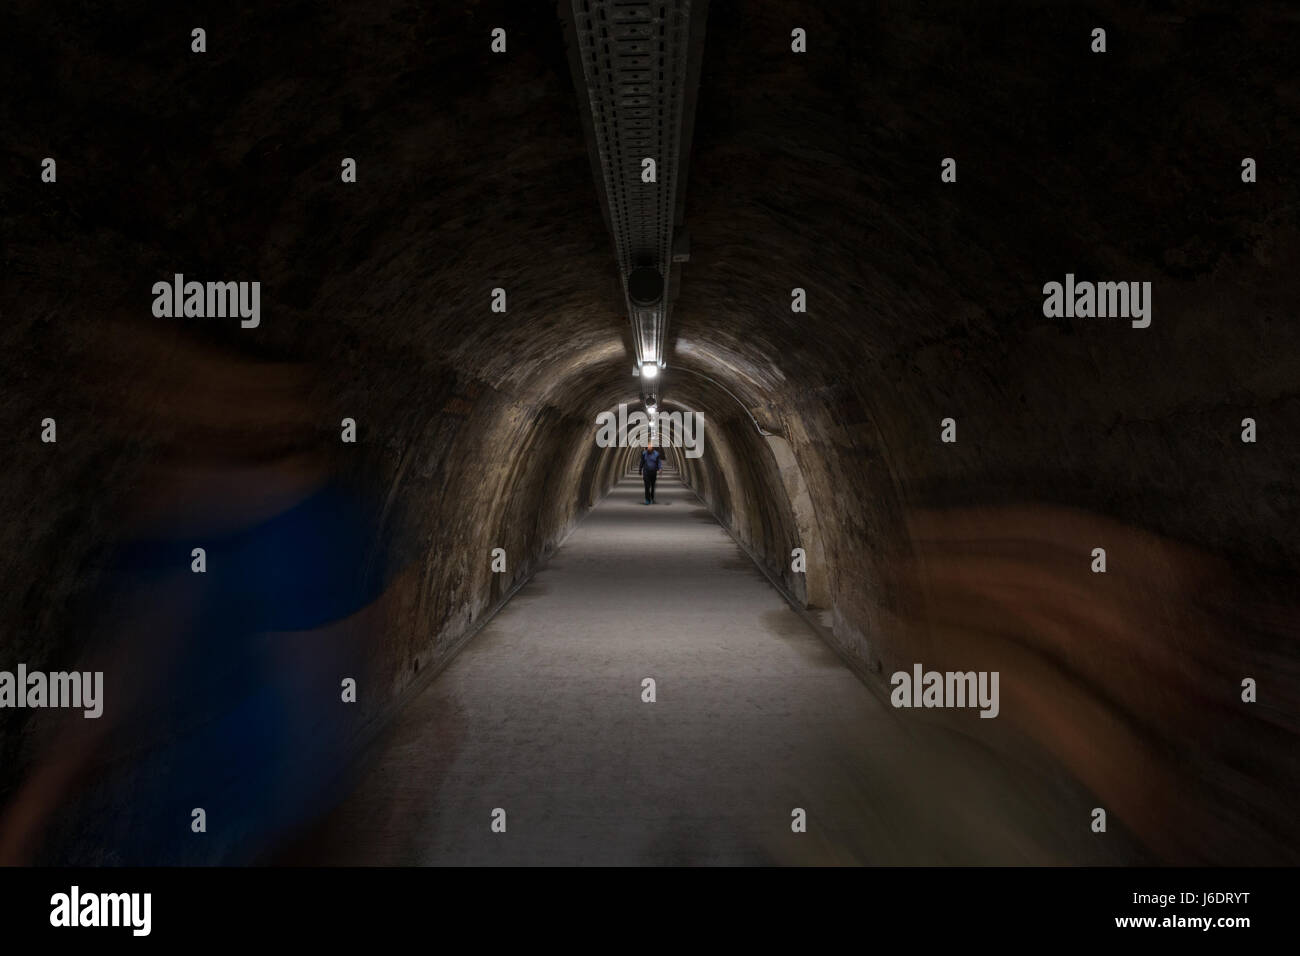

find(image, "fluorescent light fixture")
[640,363,658,380]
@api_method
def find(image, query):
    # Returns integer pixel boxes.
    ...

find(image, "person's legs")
[643,471,652,504]
[648,470,657,503]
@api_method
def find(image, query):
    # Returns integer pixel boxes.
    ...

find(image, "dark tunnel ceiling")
[4,0,1297,555]
[2,1,842,429]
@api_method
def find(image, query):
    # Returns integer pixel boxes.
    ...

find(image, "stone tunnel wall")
[0,0,639,805]
[666,0,1300,863]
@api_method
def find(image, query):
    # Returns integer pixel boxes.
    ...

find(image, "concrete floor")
[307,474,1136,865]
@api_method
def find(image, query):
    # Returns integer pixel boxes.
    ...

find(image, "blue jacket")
[640,449,664,474]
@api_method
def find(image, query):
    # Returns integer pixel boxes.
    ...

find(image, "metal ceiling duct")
[561,0,709,389]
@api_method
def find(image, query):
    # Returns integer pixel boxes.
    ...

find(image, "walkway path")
[309,474,1129,865]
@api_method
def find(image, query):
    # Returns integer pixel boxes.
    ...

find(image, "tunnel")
[1,0,1298,872]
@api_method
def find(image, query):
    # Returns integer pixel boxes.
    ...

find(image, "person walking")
[639,443,664,504]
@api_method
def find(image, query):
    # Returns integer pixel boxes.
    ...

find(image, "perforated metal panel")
[567,0,698,369]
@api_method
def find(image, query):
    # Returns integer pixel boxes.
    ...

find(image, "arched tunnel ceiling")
[0,0,811,429]
[6,0,1295,430]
